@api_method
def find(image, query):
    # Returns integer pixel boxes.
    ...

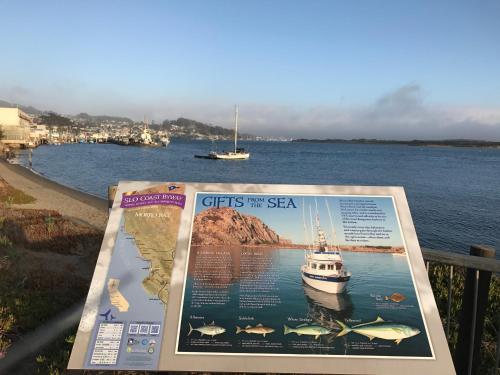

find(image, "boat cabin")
[307,261,343,272]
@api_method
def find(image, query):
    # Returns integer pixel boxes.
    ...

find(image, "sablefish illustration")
[384,292,406,303]
[188,321,226,337]
[335,316,420,345]
[236,324,275,337]
[283,323,331,339]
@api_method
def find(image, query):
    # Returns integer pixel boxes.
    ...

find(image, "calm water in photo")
[14,140,500,256]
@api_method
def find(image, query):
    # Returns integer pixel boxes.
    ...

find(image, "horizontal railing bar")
[422,248,500,273]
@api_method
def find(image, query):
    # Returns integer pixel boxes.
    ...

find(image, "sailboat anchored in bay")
[195,105,250,160]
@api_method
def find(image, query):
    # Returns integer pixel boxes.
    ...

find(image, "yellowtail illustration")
[188,321,226,337]
[235,324,275,337]
[336,316,420,345]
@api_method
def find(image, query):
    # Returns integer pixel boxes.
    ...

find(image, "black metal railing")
[422,245,499,375]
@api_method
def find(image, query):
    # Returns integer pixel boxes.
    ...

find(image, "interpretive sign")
[68,182,455,374]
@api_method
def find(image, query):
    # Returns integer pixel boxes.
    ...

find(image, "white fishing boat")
[160,135,170,147]
[196,105,249,160]
[301,200,351,294]
[140,118,154,145]
[138,117,162,147]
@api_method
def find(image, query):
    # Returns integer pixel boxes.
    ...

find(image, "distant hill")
[160,117,255,139]
[73,113,134,124]
[0,100,255,138]
[38,112,74,127]
[0,100,45,115]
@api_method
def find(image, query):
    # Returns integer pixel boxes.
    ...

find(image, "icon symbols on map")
[128,324,139,335]
[99,309,116,321]
[139,324,150,335]
[150,324,160,335]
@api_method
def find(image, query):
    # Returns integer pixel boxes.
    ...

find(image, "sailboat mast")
[234,104,238,153]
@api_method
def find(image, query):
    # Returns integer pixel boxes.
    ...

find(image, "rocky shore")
[191,207,291,246]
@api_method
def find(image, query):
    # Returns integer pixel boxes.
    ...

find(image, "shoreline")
[1,159,107,206]
[291,139,500,148]
[191,244,406,254]
[0,159,108,230]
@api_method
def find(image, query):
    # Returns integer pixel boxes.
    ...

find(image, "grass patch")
[0,245,92,374]
[33,332,76,374]
[0,178,36,205]
[0,189,36,205]
[0,234,13,248]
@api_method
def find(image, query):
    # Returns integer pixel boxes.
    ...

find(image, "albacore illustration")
[283,323,332,339]
[235,324,275,337]
[188,321,226,337]
[335,316,420,345]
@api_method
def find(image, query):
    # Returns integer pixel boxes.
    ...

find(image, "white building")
[30,124,50,144]
[0,107,33,147]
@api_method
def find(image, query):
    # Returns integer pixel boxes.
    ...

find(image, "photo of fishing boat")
[176,193,433,358]
[301,199,352,294]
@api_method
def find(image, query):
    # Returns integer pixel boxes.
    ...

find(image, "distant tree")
[38,112,74,128]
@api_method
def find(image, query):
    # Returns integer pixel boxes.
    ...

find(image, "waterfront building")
[29,124,50,145]
[0,107,33,147]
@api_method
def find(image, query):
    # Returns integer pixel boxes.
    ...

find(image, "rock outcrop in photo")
[191,207,290,246]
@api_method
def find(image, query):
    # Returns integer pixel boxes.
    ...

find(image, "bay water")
[13,140,500,256]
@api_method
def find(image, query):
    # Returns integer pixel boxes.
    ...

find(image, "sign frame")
[68,182,455,374]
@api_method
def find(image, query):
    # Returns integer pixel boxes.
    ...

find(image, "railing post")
[108,185,117,211]
[454,244,495,375]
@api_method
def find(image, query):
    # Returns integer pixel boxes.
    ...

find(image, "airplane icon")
[99,309,116,321]
[168,185,180,191]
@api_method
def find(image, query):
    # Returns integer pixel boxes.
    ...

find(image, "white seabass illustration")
[301,199,352,294]
[188,321,226,337]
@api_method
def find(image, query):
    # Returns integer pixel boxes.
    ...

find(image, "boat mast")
[309,205,315,249]
[325,199,340,253]
[302,199,311,252]
[234,104,238,153]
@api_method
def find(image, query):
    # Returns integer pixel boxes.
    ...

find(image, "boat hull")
[301,269,350,294]
[211,153,249,160]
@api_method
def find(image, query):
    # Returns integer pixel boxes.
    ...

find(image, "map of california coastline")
[122,184,185,307]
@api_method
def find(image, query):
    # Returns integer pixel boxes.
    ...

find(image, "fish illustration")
[188,321,226,337]
[236,324,275,337]
[384,292,406,303]
[283,323,331,339]
[336,316,420,345]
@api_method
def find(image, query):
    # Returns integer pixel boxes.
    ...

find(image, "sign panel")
[68,182,455,374]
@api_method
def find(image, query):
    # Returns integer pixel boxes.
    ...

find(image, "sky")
[1,0,499,139]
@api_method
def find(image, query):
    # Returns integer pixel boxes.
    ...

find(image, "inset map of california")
[83,183,186,371]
